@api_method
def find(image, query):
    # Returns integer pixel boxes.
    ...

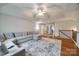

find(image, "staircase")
[56,30,78,56]
[59,30,73,39]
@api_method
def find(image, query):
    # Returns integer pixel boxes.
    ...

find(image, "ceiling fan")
[33,3,51,21]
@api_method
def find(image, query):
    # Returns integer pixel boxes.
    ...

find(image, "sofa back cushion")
[22,32,27,36]
[14,32,33,44]
[16,36,32,44]
[0,33,5,42]
[4,33,15,39]
[14,32,32,37]
[14,32,23,37]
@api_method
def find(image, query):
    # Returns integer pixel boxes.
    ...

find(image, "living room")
[0,3,79,56]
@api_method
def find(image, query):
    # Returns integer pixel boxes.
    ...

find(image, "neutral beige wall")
[0,14,77,35]
[77,19,79,32]
[0,15,35,33]
[76,19,79,48]
[54,20,76,36]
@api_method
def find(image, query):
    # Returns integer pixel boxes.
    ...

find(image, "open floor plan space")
[0,3,79,56]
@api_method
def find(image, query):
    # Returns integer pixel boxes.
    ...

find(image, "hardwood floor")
[41,35,79,56]
[54,37,77,56]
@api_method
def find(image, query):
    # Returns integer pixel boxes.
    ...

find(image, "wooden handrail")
[59,30,73,31]
[60,31,72,39]
[59,30,74,39]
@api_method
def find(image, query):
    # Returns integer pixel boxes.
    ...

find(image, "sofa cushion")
[14,32,23,37]
[4,33,15,39]
[16,35,32,44]
[22,32,27,36]
[0,33,5,42]
[14,32,33,37]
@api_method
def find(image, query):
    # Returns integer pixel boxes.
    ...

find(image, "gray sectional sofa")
[0,32,34,44]
[0,32,61,56]
[0,31,37,56]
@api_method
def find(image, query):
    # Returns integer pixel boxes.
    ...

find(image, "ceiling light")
[38,10,44,16]
[38,12,43,16]
[73,27,77,31]
[38,9,46,16]
[34,4,47,16]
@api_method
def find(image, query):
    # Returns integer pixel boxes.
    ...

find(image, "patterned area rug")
[20,39,61,56]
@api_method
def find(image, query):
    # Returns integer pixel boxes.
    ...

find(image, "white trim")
[71,38,79,48]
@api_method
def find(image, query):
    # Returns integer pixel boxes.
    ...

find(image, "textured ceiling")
[0,3,79,23]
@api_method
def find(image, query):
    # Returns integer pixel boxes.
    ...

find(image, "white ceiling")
[0,3,79,23]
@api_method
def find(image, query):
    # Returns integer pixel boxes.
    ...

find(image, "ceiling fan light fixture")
[34,4,47,17]
[38,12,44,16]
[37,9,46,16]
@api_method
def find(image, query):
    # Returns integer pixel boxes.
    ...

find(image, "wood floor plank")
[42,35,78,56]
